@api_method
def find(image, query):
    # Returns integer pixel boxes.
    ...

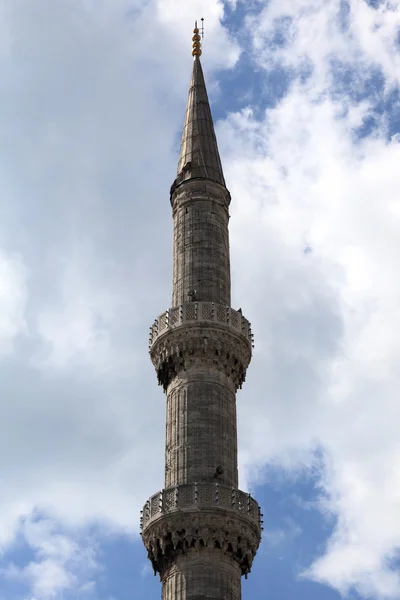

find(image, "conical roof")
[171,56,226,194]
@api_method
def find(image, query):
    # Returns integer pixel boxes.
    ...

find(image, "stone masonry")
[141,26,262,600]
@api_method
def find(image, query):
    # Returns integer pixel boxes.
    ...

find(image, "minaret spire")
[171,22,226,195]
[141,23,261,600]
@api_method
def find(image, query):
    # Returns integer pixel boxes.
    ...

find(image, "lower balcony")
[141,482,261,532]
[140,482,263,578]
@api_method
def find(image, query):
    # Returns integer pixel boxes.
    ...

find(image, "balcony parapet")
[149,302,254,352]
[140,482,262,532]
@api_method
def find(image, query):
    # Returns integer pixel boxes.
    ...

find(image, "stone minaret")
[141,23,262,600]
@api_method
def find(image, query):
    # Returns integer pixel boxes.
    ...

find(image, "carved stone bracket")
[150,323,252,392]
[142,509,261,579]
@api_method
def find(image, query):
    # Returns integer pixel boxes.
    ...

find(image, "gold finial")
[192,19,203,57]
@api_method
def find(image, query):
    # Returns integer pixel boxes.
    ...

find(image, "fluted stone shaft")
[165,367,238,489]
[159,177,243,598]
[172,179,231,307]
[162,551,241,600]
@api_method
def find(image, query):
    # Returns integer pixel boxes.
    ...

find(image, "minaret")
[141,23,262,600]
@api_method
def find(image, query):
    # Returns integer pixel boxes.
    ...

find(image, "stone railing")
[140,482,262,533]
[149,302,254,350]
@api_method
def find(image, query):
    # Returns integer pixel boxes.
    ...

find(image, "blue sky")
[0,1,399,599]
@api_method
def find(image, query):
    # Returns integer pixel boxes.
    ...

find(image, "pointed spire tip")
[170,36,226,197]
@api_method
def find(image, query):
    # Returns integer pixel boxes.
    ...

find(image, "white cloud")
[2,518,96,598]
[247,0,400,91]
[33,245,121,372]
[215,1,400,598]
[0,251,27,354]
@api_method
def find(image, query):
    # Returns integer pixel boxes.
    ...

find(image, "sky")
[0,0,399,599]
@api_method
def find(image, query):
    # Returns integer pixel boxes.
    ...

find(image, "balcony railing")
[149,302,254,350]
[140,482,262,533]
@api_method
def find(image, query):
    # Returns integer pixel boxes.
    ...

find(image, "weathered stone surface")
[141,483,261,530]
[172,57,226,191]
[164,374,239,487]
[171,179,231,307]
[162,551,242,600]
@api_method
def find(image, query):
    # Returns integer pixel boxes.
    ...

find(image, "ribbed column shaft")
[162,551,242,600]
[165,368,238,488]
[172,189,231,307]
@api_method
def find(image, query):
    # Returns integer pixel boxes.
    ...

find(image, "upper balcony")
[149,302,254,352]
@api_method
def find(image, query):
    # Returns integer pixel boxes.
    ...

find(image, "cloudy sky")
[0,0,399,599]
